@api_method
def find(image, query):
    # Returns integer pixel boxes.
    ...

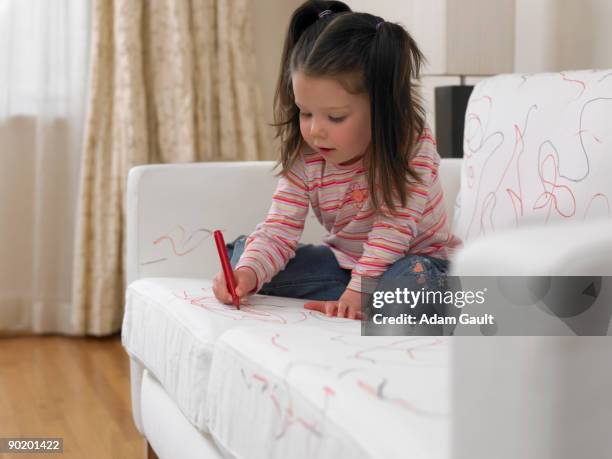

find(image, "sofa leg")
[145,440,159,459]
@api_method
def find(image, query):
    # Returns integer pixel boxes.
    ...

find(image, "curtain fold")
[72,0,266,335]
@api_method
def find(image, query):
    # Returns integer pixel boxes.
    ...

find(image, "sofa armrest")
[126,162,274,284]
[450,218,612,276]
[126,162,327,285]
[453,336,612,458]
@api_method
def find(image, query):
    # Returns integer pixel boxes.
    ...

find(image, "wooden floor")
[0,335,144,459]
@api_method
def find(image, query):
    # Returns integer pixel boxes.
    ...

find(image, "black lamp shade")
[434,85,474,159]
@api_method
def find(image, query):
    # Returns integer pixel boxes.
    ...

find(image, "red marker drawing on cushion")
[213,230,240,309]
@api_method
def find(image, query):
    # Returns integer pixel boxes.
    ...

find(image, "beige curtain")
[72,0,266,335]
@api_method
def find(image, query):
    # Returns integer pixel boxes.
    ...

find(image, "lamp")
[431,0,515,158]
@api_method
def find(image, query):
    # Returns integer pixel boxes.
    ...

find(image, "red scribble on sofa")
[240,369,324,440]
[560,72,586,99]
[533,149,577,221]
[172,289,313,324]
[271,333,289,352]
[154,225,212,256]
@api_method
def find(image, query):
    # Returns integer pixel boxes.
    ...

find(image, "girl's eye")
[298,112,345,123]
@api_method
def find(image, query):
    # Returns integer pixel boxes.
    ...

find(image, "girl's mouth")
[318,147,335,155]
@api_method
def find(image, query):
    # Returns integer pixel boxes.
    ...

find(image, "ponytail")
[273,1,351,171]
[366,21,426,212]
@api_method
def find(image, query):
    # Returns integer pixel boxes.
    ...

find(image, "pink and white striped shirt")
[236,133,461,293]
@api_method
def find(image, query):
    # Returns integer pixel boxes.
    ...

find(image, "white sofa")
[122,70,612,459]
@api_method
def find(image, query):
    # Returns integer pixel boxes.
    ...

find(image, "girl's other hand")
[212,267,257,305]
[304,288,363,320]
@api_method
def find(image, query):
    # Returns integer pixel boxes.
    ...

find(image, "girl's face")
[292,72,371,166]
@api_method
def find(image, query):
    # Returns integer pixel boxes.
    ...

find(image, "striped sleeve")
[235,156,310,292]
[348,137,440,292]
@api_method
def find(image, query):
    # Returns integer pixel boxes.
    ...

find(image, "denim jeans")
[227,236,449,302]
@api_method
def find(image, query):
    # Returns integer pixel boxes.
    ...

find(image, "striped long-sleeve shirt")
[235,133,462,293]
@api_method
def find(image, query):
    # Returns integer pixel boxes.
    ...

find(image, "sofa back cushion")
[452,70,612,244]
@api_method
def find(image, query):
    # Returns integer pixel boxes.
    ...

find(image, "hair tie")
[376,21,384,30]
[318,9,332,19]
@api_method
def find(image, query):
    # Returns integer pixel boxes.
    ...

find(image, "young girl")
[213,0,460,320]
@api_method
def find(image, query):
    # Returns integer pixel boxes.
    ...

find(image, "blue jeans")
[226,236,449,302]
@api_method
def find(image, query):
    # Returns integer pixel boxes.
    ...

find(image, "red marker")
[213,230,240,309]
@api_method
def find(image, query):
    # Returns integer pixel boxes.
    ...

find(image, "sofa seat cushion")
[121,277,359,432]
[207,326,451,459]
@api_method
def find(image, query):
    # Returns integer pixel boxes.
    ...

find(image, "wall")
[344,0,612,72]
[515,0,612,72]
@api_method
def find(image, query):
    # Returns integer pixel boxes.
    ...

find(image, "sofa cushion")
[207,326,451,459]
[453,70,612,244]
[121,277,359,432]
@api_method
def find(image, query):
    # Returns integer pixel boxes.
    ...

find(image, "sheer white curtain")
[0,0,91,334]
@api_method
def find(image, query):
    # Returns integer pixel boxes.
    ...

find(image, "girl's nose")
[309,118,325,138]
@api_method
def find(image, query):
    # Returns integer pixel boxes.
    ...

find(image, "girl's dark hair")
[273,0,426,214]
